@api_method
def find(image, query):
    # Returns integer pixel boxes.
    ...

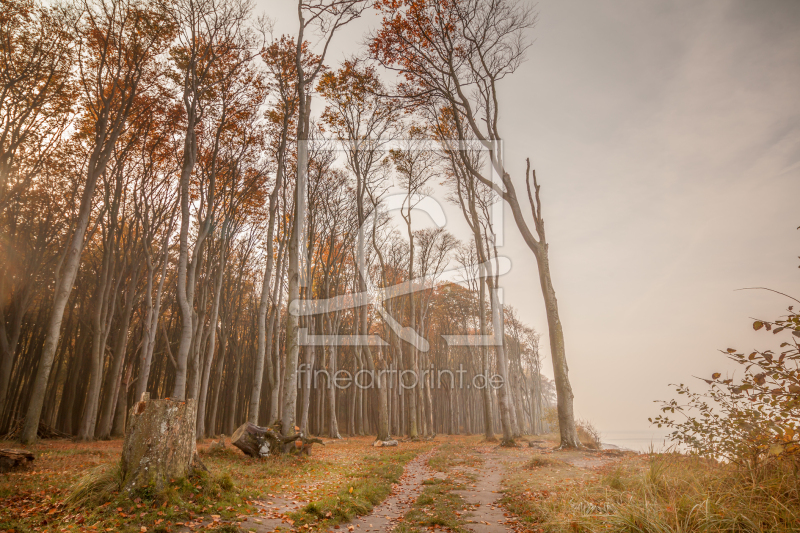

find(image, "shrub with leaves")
[652,304,800,466]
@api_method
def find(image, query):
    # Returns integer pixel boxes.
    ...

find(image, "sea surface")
[600,428,674,453]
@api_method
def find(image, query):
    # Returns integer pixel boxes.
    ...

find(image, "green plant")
[652,304,800,466]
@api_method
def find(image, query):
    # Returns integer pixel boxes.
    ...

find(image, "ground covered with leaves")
[0,436,431,533]
[5,433,799,533]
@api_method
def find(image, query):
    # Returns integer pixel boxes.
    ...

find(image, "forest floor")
[0,434,635,533]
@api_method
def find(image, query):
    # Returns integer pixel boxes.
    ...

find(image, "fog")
[259,0,800,445]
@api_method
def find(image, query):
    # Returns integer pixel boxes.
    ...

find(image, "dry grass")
[503,449,800,533]
[524,455,564,469]
[575,419,602,450]
[64,461,124,506]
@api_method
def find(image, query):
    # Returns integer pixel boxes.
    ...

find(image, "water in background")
[601,429,673,453]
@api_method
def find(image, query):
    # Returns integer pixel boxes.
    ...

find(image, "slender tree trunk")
[225,343,242,436]
[111,361,133,437]
[78,233,119,441]
[0,285,30,420]
[326,322,341,439]
[137,219,172,399]
[20,149,107,444]
[535,247,579,446]
[282,89,310,437]
[173,96,201,401]
[299,330,315,435]
[97,269,138,439]
[208,327,227,436]
[197,250,225,438]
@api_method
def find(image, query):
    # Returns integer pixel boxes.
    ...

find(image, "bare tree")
[372,0,580,447]
[170,0,255,401]
[0,0,74,214]
[282,0,368,439]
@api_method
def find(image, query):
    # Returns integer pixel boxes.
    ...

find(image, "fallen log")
[372,439,398,447]
[293,436,325,455]
[232,422,325,457]
[231,422,290,457]
[0,448,34,473]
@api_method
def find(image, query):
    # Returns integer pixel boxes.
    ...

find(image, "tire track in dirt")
[348,446,439,532]
[453,448,514,533]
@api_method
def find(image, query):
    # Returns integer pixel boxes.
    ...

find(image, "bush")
[652,304,800,466]
[524,456,562,469]
[576,419,601,449]
[543,406,559,431]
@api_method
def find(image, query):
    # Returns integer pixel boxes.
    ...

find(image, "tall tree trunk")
[250,128,284,423]
[111,361,134,437]
[208,327,227,436]
[78,231,119,441]
[299,331,315,435]
[137,218,172,400]
[225,343,242,436]
[97,269,139,439]
[535,246,578,446]
[21,147,109,444]
[173,96,200,402]
[197,246,226,438]
[282,88,311,438]
[487,278,513,444]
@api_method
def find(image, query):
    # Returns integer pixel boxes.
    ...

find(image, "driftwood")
[0,448,35,473]
[120,393,199,492]
[232,422,324,457]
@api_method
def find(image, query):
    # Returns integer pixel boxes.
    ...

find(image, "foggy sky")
[261,0,800,436]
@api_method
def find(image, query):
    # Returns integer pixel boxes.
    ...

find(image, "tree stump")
[120,393,198,493]
[231,422,286,457]
[0,449,34,473]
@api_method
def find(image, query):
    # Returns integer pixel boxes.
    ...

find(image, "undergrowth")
[503,451,800,533]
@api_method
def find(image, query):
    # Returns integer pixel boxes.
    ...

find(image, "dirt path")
[178,439,627,533]
[452,447,515,533]
[350,447,439,532]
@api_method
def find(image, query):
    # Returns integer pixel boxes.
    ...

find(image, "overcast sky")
[261,0,800,435]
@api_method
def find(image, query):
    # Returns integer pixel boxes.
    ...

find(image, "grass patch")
[289,450,420,528]
[524,455,563,470]
[64,461,124,506]
[396,477,469,533]
[428,442,483,473]
[0,437,432,532]
[2,452,247,532]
